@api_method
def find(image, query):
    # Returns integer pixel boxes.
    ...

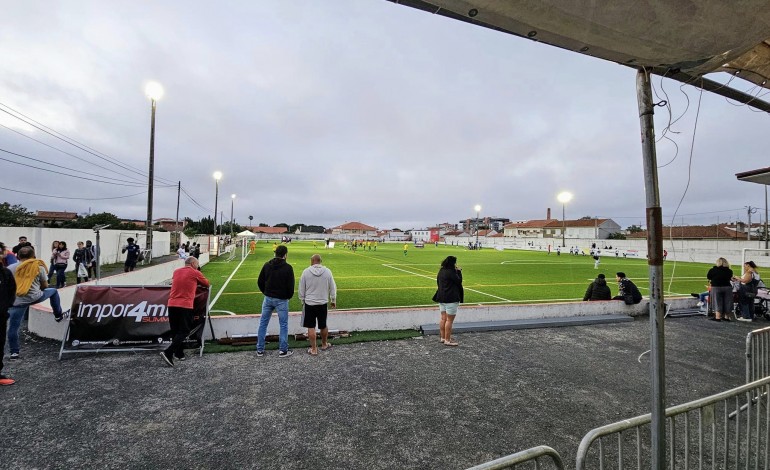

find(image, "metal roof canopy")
[387,1,770,468]
[737,167,770,185]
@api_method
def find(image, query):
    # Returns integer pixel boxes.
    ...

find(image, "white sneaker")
[737,317,753,322]
[696,301,704,307]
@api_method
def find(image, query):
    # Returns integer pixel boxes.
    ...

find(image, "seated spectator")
[7,246,69,359]
[612,272,642,304]
[583,273,611,301]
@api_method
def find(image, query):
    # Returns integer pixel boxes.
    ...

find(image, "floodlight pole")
[765,186,768,249]
[637,67,666,470]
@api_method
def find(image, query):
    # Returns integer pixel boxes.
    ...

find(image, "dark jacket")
[707,266,733,287]
[0,266,16,314]
[435,267,464,303]
[619,278,643,304]
[257,257,295,300]
[583,278,611,301]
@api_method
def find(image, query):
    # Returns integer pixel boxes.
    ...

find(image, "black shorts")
[302,303,328,329]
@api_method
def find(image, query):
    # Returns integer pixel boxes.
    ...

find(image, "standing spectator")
[85,240,96,278]
[7,247,68,359]
[0,261,16,385]
[256,245,295,358]
[0,242,18,267]
[11,236,32,255]
[583,274,612,301]
[612,272,642,304]
[73,241,89,284]
[193,243,201,259]
[707,257,734,322]
[160,257,210,367]
[433,255,464,347]
[47,240,59,283]
[122,237,141,272]
[298,254,337,356]
[52,241,70,288]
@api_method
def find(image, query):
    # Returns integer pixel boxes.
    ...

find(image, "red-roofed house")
[249,226,288,235]
[331,222,378,237]
[35,211,78,226]
[627,225,748,240]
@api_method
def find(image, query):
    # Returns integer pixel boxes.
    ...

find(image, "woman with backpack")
[734,261,761,322]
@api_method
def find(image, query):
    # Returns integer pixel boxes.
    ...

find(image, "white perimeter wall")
[0,226,171,271]
[445,236,770,268]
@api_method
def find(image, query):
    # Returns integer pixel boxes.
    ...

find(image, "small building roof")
[332,221,378,231]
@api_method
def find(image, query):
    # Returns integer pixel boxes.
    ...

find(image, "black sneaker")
[175,355,186,361]
[278,350,293,358]
[9,352,19,360]
[54,314,63,322]
[160,352,174,367]
[256,350,264,357]
[690,293,700,298]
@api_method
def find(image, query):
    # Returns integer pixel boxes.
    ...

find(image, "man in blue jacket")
[256,245,295,358]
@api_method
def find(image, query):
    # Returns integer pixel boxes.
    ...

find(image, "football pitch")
[201,241,710,316]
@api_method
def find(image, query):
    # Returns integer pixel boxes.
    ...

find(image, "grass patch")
[202,241,713,315]
[203,329,422,354]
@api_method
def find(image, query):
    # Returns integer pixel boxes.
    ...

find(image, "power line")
[0,102,177,186]
[0,185,146,200]
[0,147,174,187]
[0,122,145,184]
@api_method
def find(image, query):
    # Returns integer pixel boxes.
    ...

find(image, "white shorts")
[439,302,459,315]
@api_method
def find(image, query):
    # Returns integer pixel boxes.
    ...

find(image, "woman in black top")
[707,257,734,321]
[434,256,464,346]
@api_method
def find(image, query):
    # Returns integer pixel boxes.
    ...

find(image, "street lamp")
[213,171,222,256]
[557,191,573,247]
[144,81,163,257]
[474,204,482,248]
[230,194,236,236]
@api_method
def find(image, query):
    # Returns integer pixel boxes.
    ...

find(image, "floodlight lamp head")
[474,204,482,213]
[231,194,236,199]
[213,171,223,181]
[557,192,573,204]
[145,81,164,101]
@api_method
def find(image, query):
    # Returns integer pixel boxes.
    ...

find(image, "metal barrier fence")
[466,445,565,470]
[576,375,770,469]
[746,326,770,383]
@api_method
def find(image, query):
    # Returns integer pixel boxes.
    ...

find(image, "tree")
[0,202,35,226]
[607,232,627,240]
[258,223,269,227]
[627,224,644,233]
[275,223,289,228]
[66,212,123,229]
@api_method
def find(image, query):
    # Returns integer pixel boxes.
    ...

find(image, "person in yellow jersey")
[272,242,278,252]
[403,243,409,256]
[374,241,378,251]
[249,240,256,254]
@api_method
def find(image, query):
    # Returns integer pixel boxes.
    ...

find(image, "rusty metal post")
[636,67,665,469]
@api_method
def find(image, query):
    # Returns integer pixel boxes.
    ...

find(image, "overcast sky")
[1,1,768,231]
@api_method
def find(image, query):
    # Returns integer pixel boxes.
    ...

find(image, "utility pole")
[747,205,758,240]
[175,181,181,248]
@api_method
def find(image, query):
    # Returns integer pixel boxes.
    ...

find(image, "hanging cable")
[0,185,146,200]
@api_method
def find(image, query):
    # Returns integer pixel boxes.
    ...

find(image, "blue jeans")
[55,264,66,288]
[256,296,289,353]
[7,288,63,354]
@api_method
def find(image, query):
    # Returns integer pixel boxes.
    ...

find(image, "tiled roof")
[332,221,378,231]
[504,219,562,229]
[627,225,748,240]
[566,218,610,227]
[35,211,78,220]
[252,226,287,234]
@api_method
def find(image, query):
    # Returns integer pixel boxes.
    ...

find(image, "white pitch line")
[382,263,513,303]
[208,254,250,310]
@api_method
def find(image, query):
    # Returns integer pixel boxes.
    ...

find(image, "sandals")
[320,343,333,351]
[444,340,459,347]
[307,348,318,356]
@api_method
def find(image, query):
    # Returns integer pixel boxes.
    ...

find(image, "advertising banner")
[61,285,209,353]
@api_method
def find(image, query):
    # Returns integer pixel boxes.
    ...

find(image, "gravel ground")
[0,315,754,469]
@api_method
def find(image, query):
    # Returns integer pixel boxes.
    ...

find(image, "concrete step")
[420,314,633,335]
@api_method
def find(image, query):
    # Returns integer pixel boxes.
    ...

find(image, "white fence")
[0,226,171,271]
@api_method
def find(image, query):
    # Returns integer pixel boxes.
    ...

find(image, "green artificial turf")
[202,241,711,316]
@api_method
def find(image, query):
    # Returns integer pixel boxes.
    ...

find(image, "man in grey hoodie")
[299,254,337,356]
